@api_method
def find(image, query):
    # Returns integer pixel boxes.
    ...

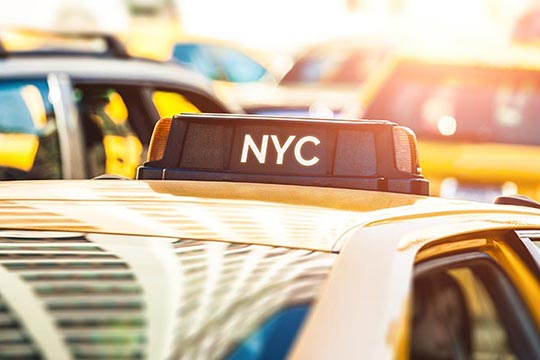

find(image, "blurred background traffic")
[1,0,540,202]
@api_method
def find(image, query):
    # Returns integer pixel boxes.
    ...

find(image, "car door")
[411,230,540,359]
[290,212,540,360]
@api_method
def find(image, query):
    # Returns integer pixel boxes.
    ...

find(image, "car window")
[172,43,267,83]
[0,79,62,180]
[148,86,229,117]
[75,85,144,178]
[172,43,224,81]
[209,45,268,83]
[450,268,516,359]
[152,90,201,118]
[412,257,528,360]
[365,63,540,145]
[328,50,387,84]
[281,55,342,84]
[281,49,384,85]
[74,82,230,179]
[226,305,309,360]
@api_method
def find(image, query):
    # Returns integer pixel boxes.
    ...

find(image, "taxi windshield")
[365,62,540,145]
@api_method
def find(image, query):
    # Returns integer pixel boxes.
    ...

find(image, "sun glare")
[438,116,457,136]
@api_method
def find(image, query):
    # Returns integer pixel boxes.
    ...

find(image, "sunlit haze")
[0,0,532,54]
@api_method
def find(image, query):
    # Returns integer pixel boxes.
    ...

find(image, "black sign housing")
[137,113,429,195]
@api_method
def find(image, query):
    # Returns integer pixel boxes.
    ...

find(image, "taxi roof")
[3,180,540,252]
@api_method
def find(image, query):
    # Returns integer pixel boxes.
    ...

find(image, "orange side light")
[147,118,172,162]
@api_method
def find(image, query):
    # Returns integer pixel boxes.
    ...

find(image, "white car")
[0,32,237,180]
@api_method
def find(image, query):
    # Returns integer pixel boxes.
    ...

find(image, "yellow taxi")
[361,45,540,202]
[1,113,540,359]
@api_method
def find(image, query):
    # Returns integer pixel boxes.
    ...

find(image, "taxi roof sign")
[137,113,429,195]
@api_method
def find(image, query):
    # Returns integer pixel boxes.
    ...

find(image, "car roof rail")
[494,194,540,210]
[0,30,130,59]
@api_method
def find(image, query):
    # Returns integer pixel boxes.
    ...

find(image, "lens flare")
[438,116,457,136]
[502,181,518,196]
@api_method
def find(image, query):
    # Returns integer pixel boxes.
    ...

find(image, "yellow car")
[361,46,540,202]
[2,113,540,359]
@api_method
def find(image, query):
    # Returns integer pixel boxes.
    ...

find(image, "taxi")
[360,45,540,202]
[0,30,237,181]
[242,35,393,119]
[1,113,540,359]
